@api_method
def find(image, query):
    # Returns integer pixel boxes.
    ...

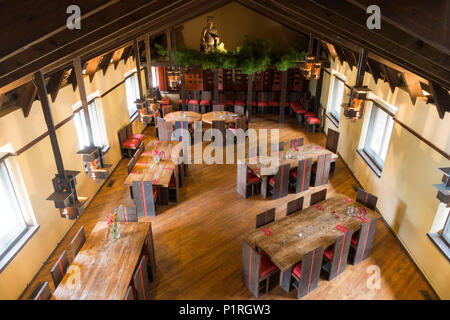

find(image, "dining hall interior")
[0,0,449,301]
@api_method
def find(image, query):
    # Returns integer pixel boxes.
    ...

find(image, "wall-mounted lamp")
[77,146,111,183]
[343,86,370,120]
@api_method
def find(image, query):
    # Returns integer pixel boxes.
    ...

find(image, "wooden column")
[355,49,368,87]
[180,67,187,111]
[144,35,153,94]
[166,29,172,66]
[134,39,144,99]
[171,26,177,65]
[315,68,324,129]
[279,70,287,123]
[33,71,66,178]
[73,57,94,147]
[246,73,254,123]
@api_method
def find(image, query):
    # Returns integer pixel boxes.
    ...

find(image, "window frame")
[442,213,450,247]
[362,103,394,170]
[0,157,39,272]
[329,76,345,122]
[124,72,140,120]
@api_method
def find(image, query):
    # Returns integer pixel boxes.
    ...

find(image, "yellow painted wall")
[314,58,450,299]
[0,58,145,300]
[178,1,306,51]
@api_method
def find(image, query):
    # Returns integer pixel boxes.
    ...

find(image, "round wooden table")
[164,111,202,124]
[202,111,239,124]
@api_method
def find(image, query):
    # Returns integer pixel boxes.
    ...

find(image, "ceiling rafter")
[46,68,66,103]
[16,82,37,118]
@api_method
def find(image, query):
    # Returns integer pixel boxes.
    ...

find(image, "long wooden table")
[202,111,238,124]
[164,111,201,124]
[245,143,337,198]
[243,193,380,297]
[124,140,182,188]
[53,222,151,300]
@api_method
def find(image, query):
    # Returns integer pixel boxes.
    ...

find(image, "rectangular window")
[151,66,159,88]
[0,162,27,260]
[125,73,140,118]
[73,100,108,149]
[363,104,394,169]
[330,77,345,121]
[442,215,450,246]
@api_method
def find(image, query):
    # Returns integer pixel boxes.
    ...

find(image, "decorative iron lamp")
[343,86,370,120]
[167,66,181,91]
[46,170,88,220]
[77,146,112,183]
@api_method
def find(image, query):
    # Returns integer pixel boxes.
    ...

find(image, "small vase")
[110,224,120,240]
[154,155,161,164]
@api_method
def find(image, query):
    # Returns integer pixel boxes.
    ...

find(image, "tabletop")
[201,111,239,124]
[53,221,150,300]
[123,140,183,187]
[164,111,201,124]
[244,194,380,271]
[246,144,338,177]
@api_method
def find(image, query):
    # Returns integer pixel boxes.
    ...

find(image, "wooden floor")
[20,114,438,300]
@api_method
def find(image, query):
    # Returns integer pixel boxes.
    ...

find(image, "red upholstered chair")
[156,117,174,141]
[124,286,135,300]
[30,282,52,300]
[213,104,225,112]
[212,92,226,106]
[188,103,200,113]
[356,188,378,210]
[234,105,245,116]
[322,229,353,280]
[70,226,86,258]
[256,208,275,228]
[50,250,70,288]
[168,166,180,202]
[349,217,378,265]
[311,153,332,187]
[268,163,290,200]
[325,128,339,173]
[200,91,212,113]
[257,92,269,114]
[161,97,170,105]
[306,116,321,132]
[132,181,157,217]
[279,246,324,299]
[289,158,312,194]
[286,196,304,216]
[242,241,279,298]
[178,98,188,107]
[115,206,138,222]
[309,188,327,206]
[132,256,151,300]
[236,161,262,198]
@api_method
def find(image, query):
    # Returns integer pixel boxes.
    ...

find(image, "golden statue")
[200,16,220,53]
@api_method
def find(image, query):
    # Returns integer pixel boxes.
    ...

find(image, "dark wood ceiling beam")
[0,0,230,92]
[99,52,114,76]
[401,72,426,105]
[67,69,77,92]
[47,69,66,103]
[429,82,450,119]
[238,0,449,89]
[144,35,153,92]
[123,46,133,65]
[16,82,37,118]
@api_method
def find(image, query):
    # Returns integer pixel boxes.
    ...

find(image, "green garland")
[155,38,307,74]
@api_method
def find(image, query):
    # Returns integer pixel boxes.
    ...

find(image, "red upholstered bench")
[130,133,145,142]
[200,99,210,105]
[161,98,170,105]
[178,99,188,106]
[235,100,246,106]
[122,138,140,149]
[188,99,199,105]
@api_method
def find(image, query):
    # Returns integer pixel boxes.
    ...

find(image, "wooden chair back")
[256,208,276,228]
[356,188,378,210]
[132,181,156,217]
[70,226,86,258]
[293,158,312,193]
[50,250,69,288]
[271,163,290,200]
[237,161,249,198]
[271,141,284,154]
[30,282,52,300]
[325,128,340,154]
[235,116,246,130]
[157,118,174,141]
[234,105,245,116]
[310,188,327,206]
[290,138,304,149]
[201,91,212,100]
[212,120,226,147]
[213,105,225,111]
[132,256,151,300]
[115,206,138,222]
[352,218,378,264]
[324,229,353,280]
[174,121,189,142]
[193,120,203,142]
[188,103,200,113]
[168,165,180,202]
[124,286,135,300]
[161,105,173,118]
[286,197,304,216]
[314,153,331,186]
[144,225,157,281]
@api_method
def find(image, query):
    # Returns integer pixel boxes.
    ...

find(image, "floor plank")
[20,114,438,300]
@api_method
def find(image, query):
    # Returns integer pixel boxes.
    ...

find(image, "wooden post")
[134,39,144,99]
[166,29,172,66]
[279,70,287,123]
[246,73,253,123]
[32,71,66,178]
[171,26,177,65]
[180,67,187,111]
[355,49,368,87]
[315,68,324,129]
[73,57,94,147]
[144,35,153,94]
